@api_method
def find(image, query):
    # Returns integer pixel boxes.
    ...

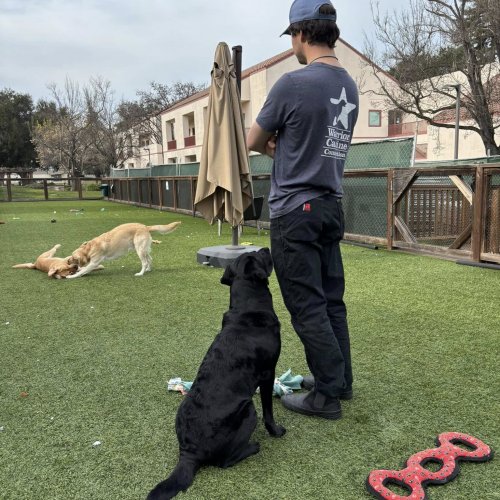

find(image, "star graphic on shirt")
[330,88,357,130]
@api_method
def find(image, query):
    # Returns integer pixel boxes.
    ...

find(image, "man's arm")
[247,122,276,158]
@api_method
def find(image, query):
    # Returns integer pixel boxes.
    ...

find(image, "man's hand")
[265,135,277,158]
[247,122,276,158]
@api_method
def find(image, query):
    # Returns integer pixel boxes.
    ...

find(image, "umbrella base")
[197,245,262,268]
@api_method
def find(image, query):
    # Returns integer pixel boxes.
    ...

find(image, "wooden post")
[191,177,196,216]
[386,170,394,250]
[173,179,178,211]
[77,178,83,199]
[7,178,12,202]
[471,166,485,262]
[43,179,49,200]
[158,177,163,211]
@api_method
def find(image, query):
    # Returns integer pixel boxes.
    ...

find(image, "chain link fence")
[105,142,500,265]
[109,138,416,179]
[343,174,388,240]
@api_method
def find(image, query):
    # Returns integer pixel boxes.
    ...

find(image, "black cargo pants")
[270,193,352,399]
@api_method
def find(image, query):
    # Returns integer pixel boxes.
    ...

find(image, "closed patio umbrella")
[194,42,253,239]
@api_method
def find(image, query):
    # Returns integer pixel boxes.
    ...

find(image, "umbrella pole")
[230,44,244,249]
[231,226,239,246]
[232,45,242,93]
[228,192,242,248]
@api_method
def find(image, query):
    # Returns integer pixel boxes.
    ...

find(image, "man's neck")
[305,47,339,66]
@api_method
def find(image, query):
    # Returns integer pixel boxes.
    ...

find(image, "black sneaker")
[301,375,353,400]
[281,391,342,420]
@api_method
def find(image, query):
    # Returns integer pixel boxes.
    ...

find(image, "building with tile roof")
[124,42,499,168]
[126,39,398,168]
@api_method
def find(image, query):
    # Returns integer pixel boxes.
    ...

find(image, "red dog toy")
[367,432,493,500]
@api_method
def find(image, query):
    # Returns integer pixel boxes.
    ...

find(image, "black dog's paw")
[265,422,286,437]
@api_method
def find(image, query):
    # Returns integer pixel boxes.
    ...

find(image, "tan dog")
[66,221,181,278]
[12,244,79,279]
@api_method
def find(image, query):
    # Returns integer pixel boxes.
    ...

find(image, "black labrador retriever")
[147,248,286,500]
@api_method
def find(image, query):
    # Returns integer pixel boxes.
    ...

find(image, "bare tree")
[84,76,132,174]
[33,77,205,175]
[364,0,500,155]
[32,77,94,177]
[117,80,206,164]
[136,81,206,113]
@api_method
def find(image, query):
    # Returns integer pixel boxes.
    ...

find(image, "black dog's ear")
[243,259,267,281]
[243,250,272,282]
[257,248,274,278]
[220,263,235,286]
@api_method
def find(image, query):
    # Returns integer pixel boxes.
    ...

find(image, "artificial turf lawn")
[1,200,498,499]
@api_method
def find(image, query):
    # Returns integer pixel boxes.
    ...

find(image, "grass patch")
[1,200,498,499]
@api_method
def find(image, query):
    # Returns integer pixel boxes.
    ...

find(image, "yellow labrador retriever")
[12,244,79,279]
[66,221,181,278]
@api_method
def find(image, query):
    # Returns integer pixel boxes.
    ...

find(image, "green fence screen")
[110,138,418,178]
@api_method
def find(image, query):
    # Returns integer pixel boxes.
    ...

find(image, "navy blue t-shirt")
[256,63,359,218]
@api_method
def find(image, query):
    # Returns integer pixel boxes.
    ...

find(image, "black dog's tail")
[147,457,199,500]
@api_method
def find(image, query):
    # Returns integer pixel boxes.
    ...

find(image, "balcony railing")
[184,135,196,148]
[167,140,177,150]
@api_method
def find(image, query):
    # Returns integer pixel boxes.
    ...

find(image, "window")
[166,120,175,141]
[369,110,382,127]
[388,109,403,125]
[183,112,195,138]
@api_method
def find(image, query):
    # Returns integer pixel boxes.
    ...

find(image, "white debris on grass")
[92,441,102,448]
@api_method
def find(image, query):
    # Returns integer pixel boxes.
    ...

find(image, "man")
[247,0,358,419]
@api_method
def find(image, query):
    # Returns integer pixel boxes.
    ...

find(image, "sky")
[0,0,411,104]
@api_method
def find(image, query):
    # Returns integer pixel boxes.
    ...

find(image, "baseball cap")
[281,0,337,36]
